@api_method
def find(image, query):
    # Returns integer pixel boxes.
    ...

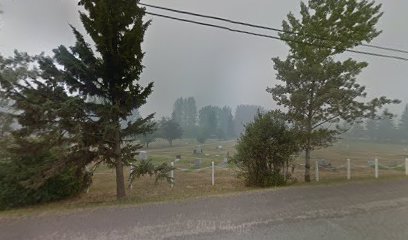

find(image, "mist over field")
[0,0,407,118]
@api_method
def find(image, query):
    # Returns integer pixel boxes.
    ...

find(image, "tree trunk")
[169,139,173,147]
[304,147,311,182]
[114,123,126,199]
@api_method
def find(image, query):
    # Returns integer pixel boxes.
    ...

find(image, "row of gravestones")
[137,150,229,169]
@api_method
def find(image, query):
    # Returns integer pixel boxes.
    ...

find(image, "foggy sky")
[0,0,407,118]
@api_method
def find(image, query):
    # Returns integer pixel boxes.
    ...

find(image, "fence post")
[405,158,408,176]
[347,158,351,180]
[171,161,174,188]
[315,160,319,182]
[211,161,215,186]
[374,158,379,179]
[283,161,287,182]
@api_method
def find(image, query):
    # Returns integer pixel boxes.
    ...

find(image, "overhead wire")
[144,11,408,62]
[139,2,408,56]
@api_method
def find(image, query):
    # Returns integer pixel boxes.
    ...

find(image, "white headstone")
[138,151,148,161]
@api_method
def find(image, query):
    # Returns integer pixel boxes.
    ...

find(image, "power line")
[145,11,408,62]
[139,2,408,55]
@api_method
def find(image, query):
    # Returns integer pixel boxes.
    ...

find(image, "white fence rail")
[312,157,408,182]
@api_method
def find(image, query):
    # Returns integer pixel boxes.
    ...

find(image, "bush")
[0,152,91,210]
[233,111,299,187]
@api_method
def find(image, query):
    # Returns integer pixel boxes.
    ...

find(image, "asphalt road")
[2,179,408,240]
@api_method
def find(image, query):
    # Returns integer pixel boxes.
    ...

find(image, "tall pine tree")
[53,0,154,199]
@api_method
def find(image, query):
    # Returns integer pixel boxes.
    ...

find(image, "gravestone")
[223,157,228,165]
[318,159,335,171]
[194,158,202,169]
[193,145,203,155]
[138,151,148,161]
[175,155,181,162]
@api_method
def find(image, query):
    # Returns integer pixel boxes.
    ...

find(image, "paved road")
[2,179,408,240]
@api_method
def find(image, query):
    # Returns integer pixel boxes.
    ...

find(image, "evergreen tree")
[0,56,14,138]
[399,104,408,141]
[268,0,399,182]
[52,0,155,198]
[0,52,92,209]
[159,118,183,147]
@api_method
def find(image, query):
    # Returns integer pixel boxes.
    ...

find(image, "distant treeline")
[171,97,264,139]
[138,97,265,146]
[343,105,408,143]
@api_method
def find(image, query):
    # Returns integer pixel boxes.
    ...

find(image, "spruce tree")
[0,52,92,209]
[53,0,154,199]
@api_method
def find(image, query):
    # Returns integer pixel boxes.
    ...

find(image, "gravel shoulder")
[1,179,408,240]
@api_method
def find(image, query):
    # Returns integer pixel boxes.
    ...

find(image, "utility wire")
[139,2,408,55]
[145,12,408,62]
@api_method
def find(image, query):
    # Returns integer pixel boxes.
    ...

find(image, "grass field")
[2,138,408,217]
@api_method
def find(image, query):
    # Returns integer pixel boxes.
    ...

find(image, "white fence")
[169,160,230,187]
[314,158,408,182]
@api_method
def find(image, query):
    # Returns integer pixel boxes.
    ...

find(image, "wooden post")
[211,161,215,186]
[315,160,319,182]
[405,158,408,176]
[171,161,174,188]
[347,159,351,180]
[374,158,379,179]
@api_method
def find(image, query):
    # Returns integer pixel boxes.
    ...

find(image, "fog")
[1,0,407,117]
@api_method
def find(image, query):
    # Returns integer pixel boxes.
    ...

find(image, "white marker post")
[374,158,379,179]
[171,161,174,188]
[211,161,215,186]
[347,159,351,180]
[315,160,320,182]
[405,158,408,176]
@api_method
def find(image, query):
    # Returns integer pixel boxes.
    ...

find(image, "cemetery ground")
[1,138,408,218]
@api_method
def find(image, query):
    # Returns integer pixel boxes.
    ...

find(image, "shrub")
[0,151,91,210]
[233,111,299,187]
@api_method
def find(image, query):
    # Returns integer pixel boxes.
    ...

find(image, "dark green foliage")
[268,0,399,182]
[233,111,299,187]
[52,0,154,198]
[0,52,93,209]
[140,130,158,149]
[198,105,235,139]
[129,160,174,186]
[0,154,91,210]
[159,118,183,146]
